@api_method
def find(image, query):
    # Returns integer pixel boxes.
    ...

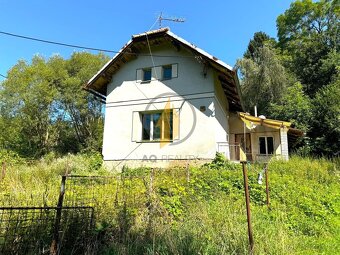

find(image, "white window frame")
[141,110,173,142]
[136,64,178,83]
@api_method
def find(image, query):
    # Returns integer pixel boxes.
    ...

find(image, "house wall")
[213,73,230,159]
[103,45,229,169]
[229,113,286,162]
[280,128,289,160]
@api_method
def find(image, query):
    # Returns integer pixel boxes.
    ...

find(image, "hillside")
[0,153,339,254]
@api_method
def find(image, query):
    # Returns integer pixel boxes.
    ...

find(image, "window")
[136,64,177,82]
[162,65,172,80]
[143,68,152,82]
[141,110,173,141]
[259,137,274,155]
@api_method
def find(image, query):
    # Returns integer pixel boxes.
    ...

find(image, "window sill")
[137,140,173,143]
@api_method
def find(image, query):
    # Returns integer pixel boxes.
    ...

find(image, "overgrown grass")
[0,151,339,254]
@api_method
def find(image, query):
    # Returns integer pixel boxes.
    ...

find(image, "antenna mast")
[158,12,185,28]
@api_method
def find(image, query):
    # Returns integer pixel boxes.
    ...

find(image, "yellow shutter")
[173,108,180,140]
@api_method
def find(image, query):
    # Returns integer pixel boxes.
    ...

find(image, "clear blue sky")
[0,0,294,80]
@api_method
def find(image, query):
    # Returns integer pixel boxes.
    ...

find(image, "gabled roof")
[84,28,244,111]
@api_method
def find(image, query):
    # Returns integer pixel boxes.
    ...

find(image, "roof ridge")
[132,27,170,38]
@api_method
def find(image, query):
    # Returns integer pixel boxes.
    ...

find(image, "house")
[85,28,302,169]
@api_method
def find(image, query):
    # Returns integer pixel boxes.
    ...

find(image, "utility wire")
[0,73,7,79]
[0,30,194,58]
[0,30,120,54]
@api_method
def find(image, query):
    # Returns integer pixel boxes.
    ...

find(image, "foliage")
[243,31,276,61]
[238,0,339,156]
[1,154,339,254]
[237,42,291,115]
[309,76,340,156]
[277,0,339,96]
[269,81,312,132]
[0,149,24,165]
[0,52,109,158]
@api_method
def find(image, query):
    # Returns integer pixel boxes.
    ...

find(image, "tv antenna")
[158,12,185,28]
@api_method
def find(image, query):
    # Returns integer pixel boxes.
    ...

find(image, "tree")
[269,82,311,132]
[54,52,108,153]
[244,31,276,61]
[0,52,109,157]
[277,0,339,96]
[237,39,291,115]
[0,57,58,156]
[309,71,340,156]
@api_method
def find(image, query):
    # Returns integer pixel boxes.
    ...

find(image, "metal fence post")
[186,163,190,183]
[265,163,270,209]
[146,168,155,238]
[50,175,66,255]
[241,161,254,254]
[1,161,6,181]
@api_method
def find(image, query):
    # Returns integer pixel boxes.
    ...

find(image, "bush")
[0,154,339,254]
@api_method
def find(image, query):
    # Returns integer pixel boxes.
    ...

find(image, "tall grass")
[0,152,339,254]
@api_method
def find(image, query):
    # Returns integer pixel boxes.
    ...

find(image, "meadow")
[0,151,339,254]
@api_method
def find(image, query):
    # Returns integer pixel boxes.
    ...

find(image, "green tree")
[0,52,109,157]
[277,0,339,96]
[244,31,276,60]
[0,57,58,156]
[237,41,291,115]
[309,72,340,156]
[269,82,311,132]
[55,52,108,153]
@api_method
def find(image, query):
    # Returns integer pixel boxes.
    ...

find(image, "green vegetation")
[0,1,338,252]
[237,0,339,156]
[1,153,339,254]
[0,52,109,158]
[0,0,338,159]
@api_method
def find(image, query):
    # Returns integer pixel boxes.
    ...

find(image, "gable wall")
[102,46,230,168]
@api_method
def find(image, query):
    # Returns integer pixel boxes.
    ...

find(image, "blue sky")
[0,0,294,80]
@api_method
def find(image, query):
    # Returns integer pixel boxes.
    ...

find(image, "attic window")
[143,68,152,82]
[162,65,172,80]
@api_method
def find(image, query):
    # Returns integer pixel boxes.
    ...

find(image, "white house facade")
[85,28,302,169]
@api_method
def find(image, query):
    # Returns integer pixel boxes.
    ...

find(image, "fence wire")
[0,206,94,255]
[0,168,192,254]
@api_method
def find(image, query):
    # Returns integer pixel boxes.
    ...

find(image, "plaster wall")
[229,113,287,161]
[102,46,230,169]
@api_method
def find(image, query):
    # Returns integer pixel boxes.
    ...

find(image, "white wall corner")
[280,127,289,160]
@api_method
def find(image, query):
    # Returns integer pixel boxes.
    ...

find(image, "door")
[235,133,252,161]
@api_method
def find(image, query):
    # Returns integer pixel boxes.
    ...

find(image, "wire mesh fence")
[62,169,190,209]
[0,206,94,255]
[63,175,120,207]
[61,168,192,231]
[0,167,197,254]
